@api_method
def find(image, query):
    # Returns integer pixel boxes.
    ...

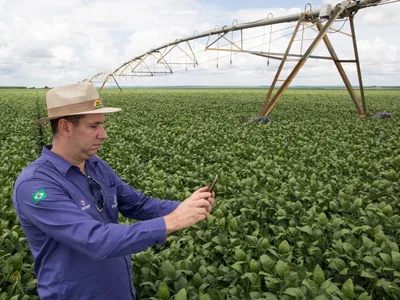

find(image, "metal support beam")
[157,45,177,64]
[260,3,347,117]
[186,41,199,66]
[175,43,198,64]
[248,50,333,61]
[129,54,150,75]
[316,21,365,116]
[206,28,242,52]
[349,15,367,116]
[259,14,305,116]
[99,77,108,92]
[151,53,173,73]
[112,75,122,92]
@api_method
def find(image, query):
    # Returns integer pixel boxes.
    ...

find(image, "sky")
[0,0,399,87]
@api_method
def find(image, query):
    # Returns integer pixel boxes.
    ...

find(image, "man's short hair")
[50,115,84,135]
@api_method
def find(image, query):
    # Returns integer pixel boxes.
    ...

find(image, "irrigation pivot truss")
[88,0,397,119]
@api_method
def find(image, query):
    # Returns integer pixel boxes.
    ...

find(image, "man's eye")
[90,125,98,128]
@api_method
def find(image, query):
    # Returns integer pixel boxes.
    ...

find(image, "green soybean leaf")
[260,255,275,273]
[175,288,187,300]
[199,292,212,300]
[361,271,376,279]
[299,225,313,235]
[278,240,290,254]
[343,242,356,255]
[157,282,170,300]
[192,273,203,289]
[342,279,355,299]
[379,253,392,266]
[162,261,176,279]
[275,260,290,278]
[302,279,320,297]
[231,262,244,274]
[250,259,260,273]
[392,251,400,269]
[263,293,279,300]
[358,292,372,300]
[234,248,247,261]
[241,272,258,285]
[313,264,325,285]
[314,296,329,300]
[198,265,207,277]
[284,287,303,297]
[362,236,373,249]
[228,217,238,233]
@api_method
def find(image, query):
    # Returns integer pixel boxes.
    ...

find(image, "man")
[12,82,215,299]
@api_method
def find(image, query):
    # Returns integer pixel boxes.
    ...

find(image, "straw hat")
[32,82,121,124]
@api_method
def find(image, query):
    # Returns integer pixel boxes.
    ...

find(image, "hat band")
[47,99,103,117]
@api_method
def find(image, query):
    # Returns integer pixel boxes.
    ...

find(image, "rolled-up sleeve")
[15,179,168,260]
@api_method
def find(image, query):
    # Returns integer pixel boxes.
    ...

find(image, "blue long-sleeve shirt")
[12,145,180,300]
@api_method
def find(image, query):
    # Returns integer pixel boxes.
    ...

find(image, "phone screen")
[209,175,218,193]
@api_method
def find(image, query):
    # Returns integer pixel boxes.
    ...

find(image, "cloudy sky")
[0,0,399,87]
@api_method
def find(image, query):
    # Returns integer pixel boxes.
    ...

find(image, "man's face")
[68,114,107,160]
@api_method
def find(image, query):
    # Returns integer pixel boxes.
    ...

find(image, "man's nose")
[97,125,107,139]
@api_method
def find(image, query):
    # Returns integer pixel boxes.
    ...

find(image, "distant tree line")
[0,86,27,89]
[0,86,53,89]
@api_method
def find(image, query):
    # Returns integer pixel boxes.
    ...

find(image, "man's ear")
[58,119,72,137]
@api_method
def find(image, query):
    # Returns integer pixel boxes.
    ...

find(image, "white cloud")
[0,0,399,87]
[50,45,79,68]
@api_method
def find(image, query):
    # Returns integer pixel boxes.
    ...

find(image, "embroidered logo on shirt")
[82,204,91,211]
[80,199,91,210]
[112,194,118,209]
[32,189,47,204]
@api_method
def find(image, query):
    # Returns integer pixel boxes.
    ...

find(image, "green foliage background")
[0,88,399,299]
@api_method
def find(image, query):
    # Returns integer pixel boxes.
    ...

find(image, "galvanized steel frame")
[259,1,368,118]
[90,0,383,117]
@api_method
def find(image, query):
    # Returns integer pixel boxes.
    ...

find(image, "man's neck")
[51,143,86,174]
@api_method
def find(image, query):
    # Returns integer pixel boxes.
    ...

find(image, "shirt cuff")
[171,200,180,211]
[145,216,167,246]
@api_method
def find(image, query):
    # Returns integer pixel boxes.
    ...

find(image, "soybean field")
[0,88,400,300]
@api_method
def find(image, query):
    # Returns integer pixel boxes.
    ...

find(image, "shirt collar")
[42,145,99,176]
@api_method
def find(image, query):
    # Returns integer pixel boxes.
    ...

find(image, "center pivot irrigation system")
[87,0,397,119]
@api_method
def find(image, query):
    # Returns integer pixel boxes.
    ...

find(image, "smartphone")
[209,175,218,193]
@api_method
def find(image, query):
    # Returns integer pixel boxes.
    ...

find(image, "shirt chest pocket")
[102,185,119,223]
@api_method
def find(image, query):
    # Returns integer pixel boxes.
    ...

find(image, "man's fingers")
[187,199,210,210]
[191,192,211,201]
[196,207,209,219]
[195,199,211,209]
[206,197,215,206]
[193,186,209,195]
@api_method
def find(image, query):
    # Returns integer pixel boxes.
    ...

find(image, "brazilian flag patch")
[32,189,47,204]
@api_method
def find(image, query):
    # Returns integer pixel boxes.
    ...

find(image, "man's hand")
[164,187,215,234]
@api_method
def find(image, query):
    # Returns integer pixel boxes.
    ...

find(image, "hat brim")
[32,107,122,124]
